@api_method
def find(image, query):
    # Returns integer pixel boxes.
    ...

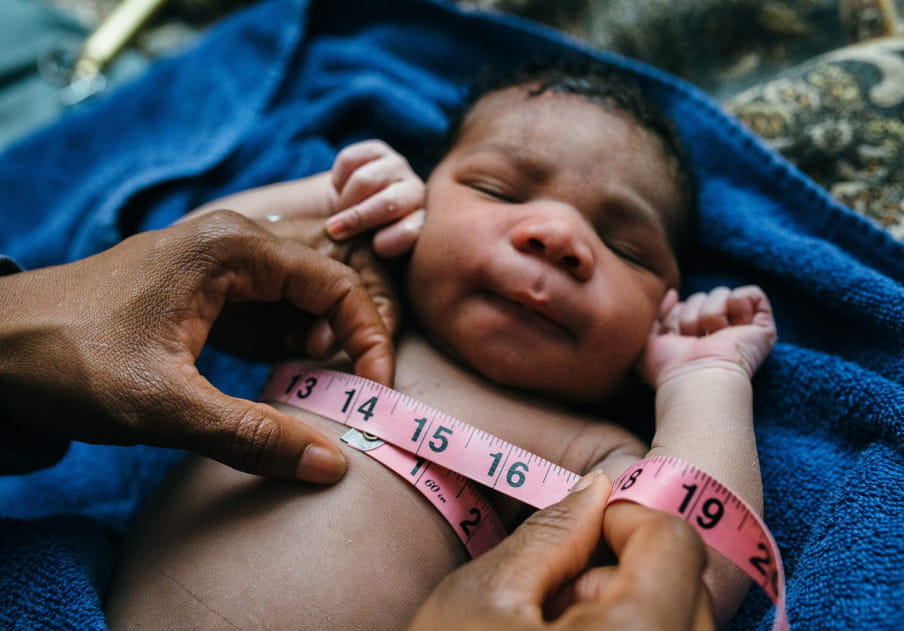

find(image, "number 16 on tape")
[265,366,789,631]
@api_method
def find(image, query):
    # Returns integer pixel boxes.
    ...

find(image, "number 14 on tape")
[267,365,579,510]
[262,365,789,631]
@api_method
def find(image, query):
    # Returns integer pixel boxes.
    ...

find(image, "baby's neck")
[389,330,614,476]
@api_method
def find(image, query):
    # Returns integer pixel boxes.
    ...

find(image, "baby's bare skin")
[107,87,774,629]
[105,333,644,630]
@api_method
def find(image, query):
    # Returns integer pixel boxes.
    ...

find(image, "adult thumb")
[168,375,347,482]
[473,471,611,601]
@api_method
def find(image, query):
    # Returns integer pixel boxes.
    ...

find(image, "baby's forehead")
[458,88,669,172]
[449,86,690,255]
[460,87,659,150]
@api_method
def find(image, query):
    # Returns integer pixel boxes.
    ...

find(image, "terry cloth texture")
[0,0,901,629]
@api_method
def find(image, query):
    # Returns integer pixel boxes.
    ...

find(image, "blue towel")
[0,0,901,628]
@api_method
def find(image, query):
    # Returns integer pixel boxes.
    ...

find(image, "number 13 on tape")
[263,365,789,631]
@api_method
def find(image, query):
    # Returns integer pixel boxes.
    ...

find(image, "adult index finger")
[178,211,396,384]
[234,228,395,386]
[286,250,395,385]
[472,472,611,608]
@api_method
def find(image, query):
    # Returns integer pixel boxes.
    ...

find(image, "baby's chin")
[440,335,626,406]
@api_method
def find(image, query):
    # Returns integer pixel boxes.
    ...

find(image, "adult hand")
[179,140,427,357]
[0,211,393,482]
[408,472,714,631]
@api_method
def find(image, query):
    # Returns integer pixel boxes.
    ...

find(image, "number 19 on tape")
[610,457,788,631]
[263,365,789,631]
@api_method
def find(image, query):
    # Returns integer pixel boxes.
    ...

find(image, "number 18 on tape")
[610,457,789,631]
[263,365,789,631]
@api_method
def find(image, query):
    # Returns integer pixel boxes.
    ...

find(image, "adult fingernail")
[325,215,349,239]
[298,445,347,483]
[570,470,606,494]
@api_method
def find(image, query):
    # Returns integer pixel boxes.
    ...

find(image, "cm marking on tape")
[261,363,788,631]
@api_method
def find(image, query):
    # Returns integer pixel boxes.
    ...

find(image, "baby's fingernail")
[325,215,349,239]
[403,209,425,232]
[373,210,425,258]
[298,445,347,483]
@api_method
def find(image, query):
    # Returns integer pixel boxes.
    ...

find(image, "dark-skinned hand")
[0,211,394,481]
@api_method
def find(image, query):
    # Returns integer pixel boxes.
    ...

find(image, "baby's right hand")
[326,140,426,258]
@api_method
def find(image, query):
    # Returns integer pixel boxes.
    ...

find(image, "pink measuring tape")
[261,363,788,631]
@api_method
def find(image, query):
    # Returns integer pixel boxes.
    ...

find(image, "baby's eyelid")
[469,181,519,203]
[603,238,649,269]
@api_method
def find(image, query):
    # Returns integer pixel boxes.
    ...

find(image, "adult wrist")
[0,264,72,474]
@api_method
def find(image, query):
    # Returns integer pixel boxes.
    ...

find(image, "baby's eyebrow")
[603,192,664,230]
[459,143,551,180]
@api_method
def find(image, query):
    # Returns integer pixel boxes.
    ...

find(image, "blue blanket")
[1,0,901,628]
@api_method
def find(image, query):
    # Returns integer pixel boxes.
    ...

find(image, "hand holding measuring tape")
[263,366,788,631]
[408,475,716,631]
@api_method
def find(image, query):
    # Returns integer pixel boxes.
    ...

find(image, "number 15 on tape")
[264,365,789,631]
[269,366,579,510]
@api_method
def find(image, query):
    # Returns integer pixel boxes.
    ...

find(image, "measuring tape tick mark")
[261,363,788,631]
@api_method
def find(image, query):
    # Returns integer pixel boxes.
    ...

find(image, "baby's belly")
[105,407,471,631]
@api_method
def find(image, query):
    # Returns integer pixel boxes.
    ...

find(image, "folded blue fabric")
[0,0,901,628]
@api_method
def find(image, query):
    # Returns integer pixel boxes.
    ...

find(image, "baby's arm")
[178,141,424,355]
[182,140,424,257]
[641,285,775,508]
[600,286,777,627]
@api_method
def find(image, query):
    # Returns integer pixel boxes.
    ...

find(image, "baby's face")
[408,87,682,402]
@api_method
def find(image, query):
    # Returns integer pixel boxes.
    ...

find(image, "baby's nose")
[510,212,595,282]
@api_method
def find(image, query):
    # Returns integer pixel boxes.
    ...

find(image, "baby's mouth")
[484,290,576,342]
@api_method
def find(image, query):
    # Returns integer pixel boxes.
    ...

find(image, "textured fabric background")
[29,0,903,237]
[1,1,902,629]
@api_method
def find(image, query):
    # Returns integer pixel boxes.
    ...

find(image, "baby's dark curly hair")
[433,56,697,256]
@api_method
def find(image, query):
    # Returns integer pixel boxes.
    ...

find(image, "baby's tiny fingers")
[678,292,707,336]
[332,140,394,192]
[336,152,415,210]
[658,298,684,335]
[373,209,425,258]
[698,286,731,334]
[725,285,776,326]
[724,289,755,326]
[328,180,423,240]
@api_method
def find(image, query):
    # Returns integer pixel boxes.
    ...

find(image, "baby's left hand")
[638,286,777,388]
[327,140,426,258]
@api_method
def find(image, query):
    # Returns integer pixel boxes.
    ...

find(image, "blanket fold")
[0,0,901,629]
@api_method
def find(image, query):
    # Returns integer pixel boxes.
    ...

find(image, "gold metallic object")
[73,0,168,82]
